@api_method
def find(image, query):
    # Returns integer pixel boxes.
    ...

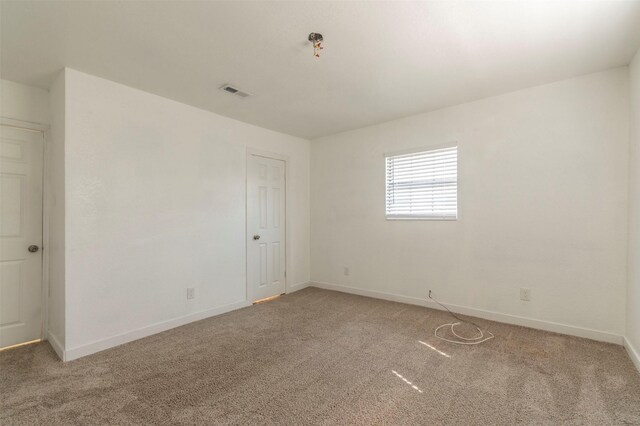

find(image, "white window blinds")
[385,146,458,219]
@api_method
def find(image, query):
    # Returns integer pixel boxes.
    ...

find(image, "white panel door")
[247,154,286,302]
[0,125,43,348]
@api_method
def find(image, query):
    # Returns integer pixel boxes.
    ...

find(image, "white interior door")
[0,125,44,348]
[247,154,286,302]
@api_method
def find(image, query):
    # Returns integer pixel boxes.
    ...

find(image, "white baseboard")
[310,281,624,345]
[624,337,640,374]
[47,281,634,368]
[64,300,251,361]
[46,331,65,361]
[288,281,311,293]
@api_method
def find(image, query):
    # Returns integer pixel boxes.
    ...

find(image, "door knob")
[253,235,261,240]
[28,245,39,253]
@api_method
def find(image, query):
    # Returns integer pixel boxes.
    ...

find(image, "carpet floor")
[1,287,639,425]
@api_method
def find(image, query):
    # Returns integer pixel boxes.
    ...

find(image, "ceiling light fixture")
[308,32,323,58]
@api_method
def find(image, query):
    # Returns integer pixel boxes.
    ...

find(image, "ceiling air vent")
[220,84,251,98]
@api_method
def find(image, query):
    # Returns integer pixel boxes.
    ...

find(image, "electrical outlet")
[187,288,195,300]
[344,267,350,276]
[520,287,531,302]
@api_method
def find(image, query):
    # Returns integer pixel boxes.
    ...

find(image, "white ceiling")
[2,1,640,139]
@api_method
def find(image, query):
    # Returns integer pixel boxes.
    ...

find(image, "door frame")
[0,117,50,344]
[245,148,290,302]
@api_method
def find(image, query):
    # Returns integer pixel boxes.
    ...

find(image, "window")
[385,145,458,220]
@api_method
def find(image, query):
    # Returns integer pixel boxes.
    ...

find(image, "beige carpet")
[1,287,639,425]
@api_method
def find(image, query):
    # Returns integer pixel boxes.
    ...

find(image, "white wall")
[47,71,66,355]
[311,68,629,340]
[628,50,640,367]
[62,69,310,358]
[0,79,49,125]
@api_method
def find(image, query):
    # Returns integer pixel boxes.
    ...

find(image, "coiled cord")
[428,291,494,345]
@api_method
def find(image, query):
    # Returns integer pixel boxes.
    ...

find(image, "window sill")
[386,216,458,221]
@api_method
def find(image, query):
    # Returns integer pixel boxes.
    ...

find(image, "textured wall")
[312,68,629,337]
[62,69,310,356]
